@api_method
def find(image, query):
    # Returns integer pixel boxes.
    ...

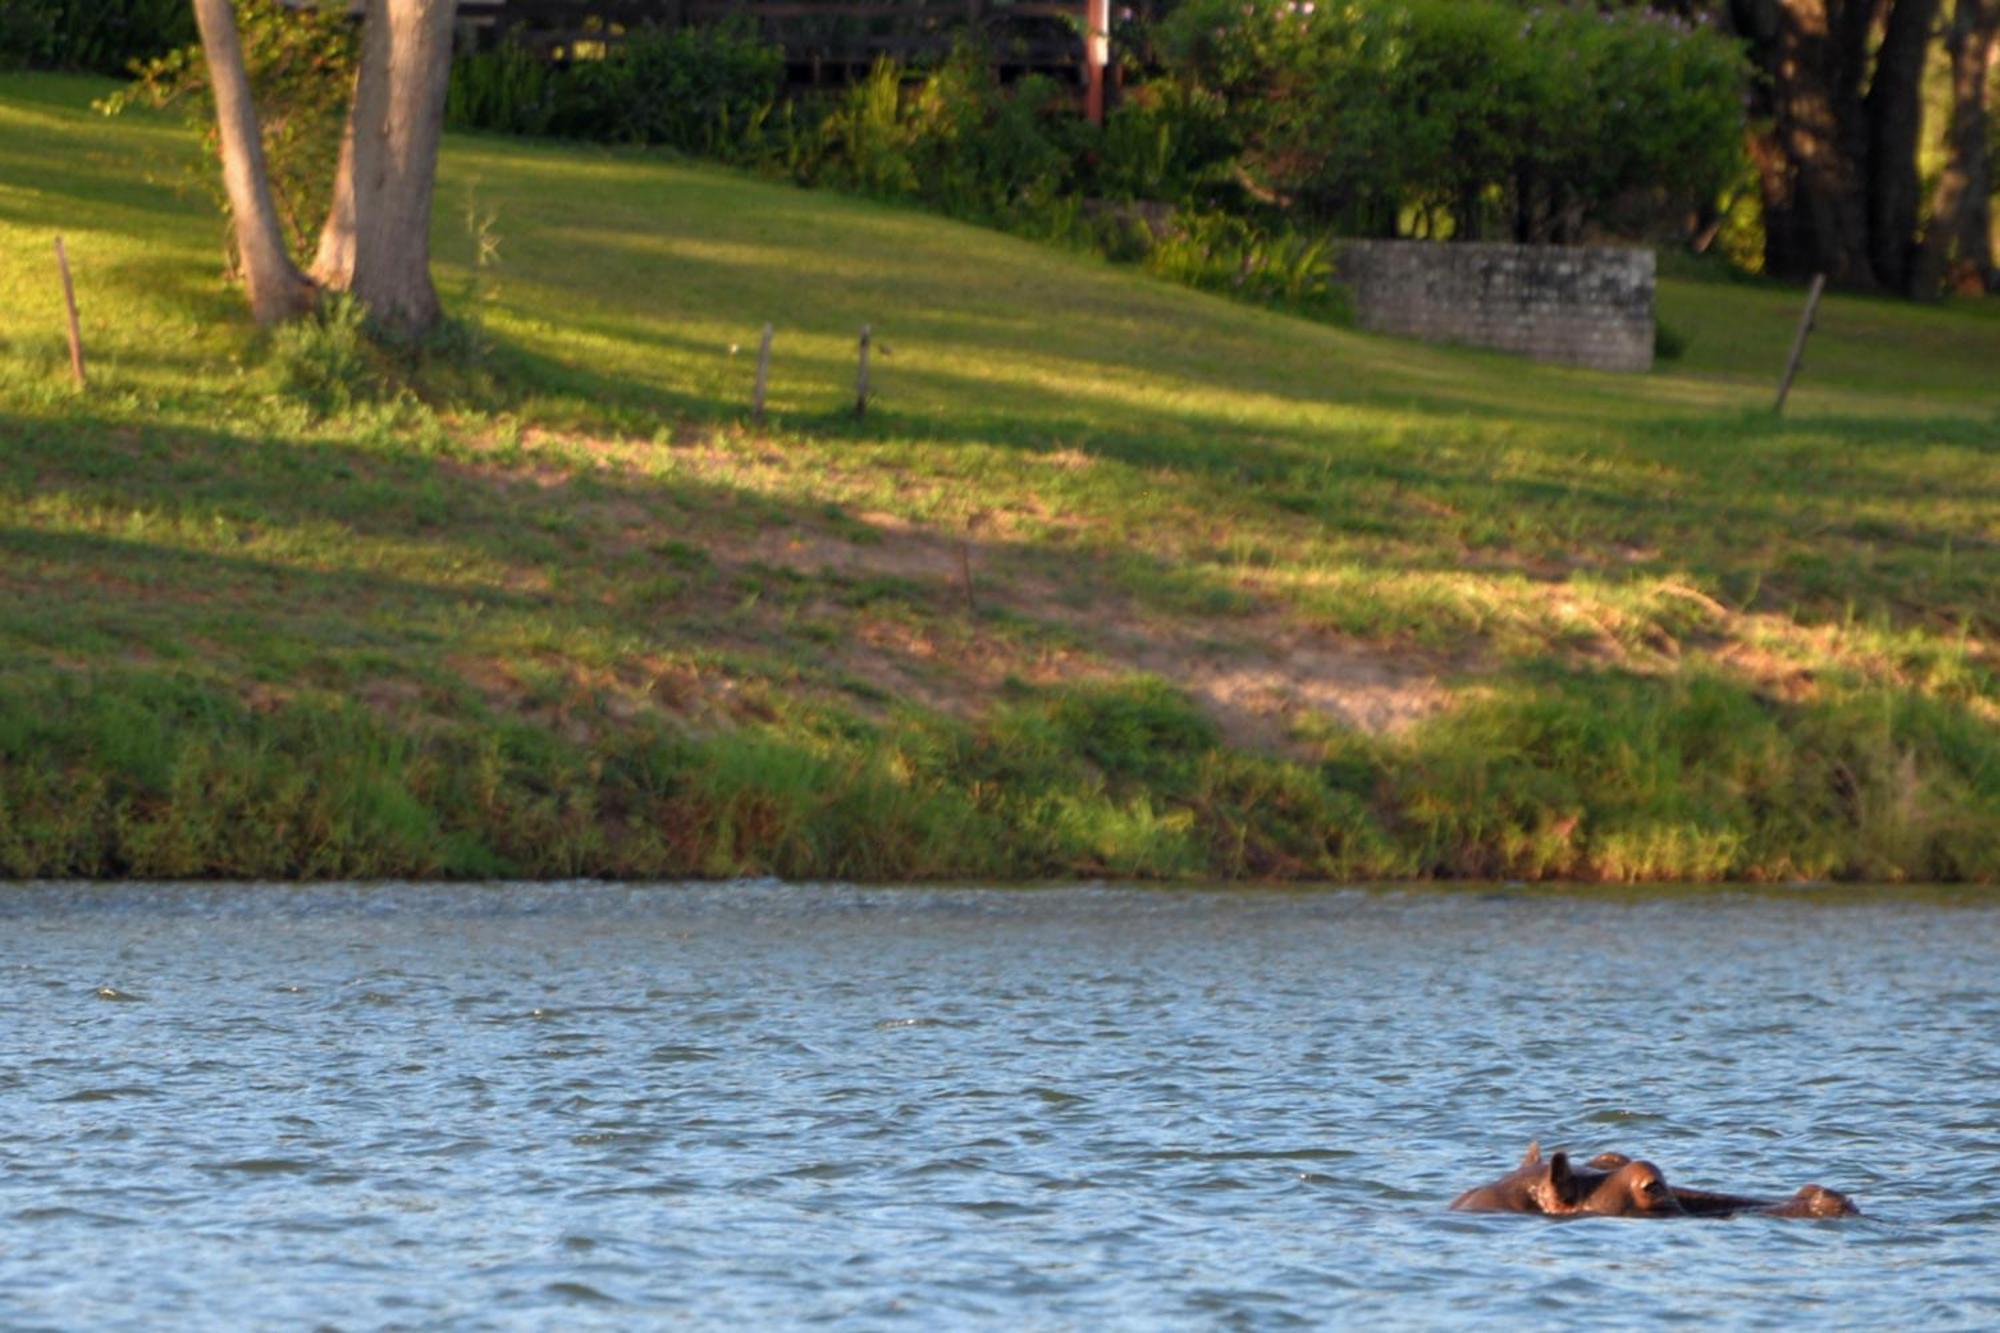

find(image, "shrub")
[1154,0,1748,244]
[267,293,380,416]
[1048,678,1219,788]
[904,57,1081,223]
[814,58,920,198]
[804,49,1088,233]
[560,22,784,157]
[446,37,558,137]
[0,0,193,75]
[448,22,784,162]
[1142,211,1348,320]
[1090,78,1240,207]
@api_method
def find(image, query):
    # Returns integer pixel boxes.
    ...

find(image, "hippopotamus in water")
[1577,1151,1860,1219]
[1450,1143,1860,1219]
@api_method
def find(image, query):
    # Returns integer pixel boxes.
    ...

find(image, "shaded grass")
[2,72,1997,882]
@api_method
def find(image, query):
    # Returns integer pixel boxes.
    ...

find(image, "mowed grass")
[2,73,1997,882]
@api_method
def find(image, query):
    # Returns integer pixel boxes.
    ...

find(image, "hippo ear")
[1521,1140,1542,1166]
[1548,1151,1584,1205]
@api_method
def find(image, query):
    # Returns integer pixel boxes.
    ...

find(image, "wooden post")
[54,236,86,389]
[1773,273,1827,415]
[1083,0,1110,127]
[752,322,773,424]
[855,324,872,418]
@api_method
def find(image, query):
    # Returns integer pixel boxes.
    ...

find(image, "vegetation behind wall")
[0,0,194,75]
[1151,0,1749,246]
[437,2,1749,322]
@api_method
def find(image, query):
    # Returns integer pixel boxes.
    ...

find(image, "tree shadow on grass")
[6,395,1996,866]
[0,401,1492,751]
[17,249,1994,655]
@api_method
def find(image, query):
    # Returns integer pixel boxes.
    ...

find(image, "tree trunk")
[1864,0,1941,293]
[323,0,458,339]
[310,74,360,290]
[192,0,314,324]
[1917,0,2000,294]
[1730,0,1887,287]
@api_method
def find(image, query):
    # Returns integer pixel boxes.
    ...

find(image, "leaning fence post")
[54,236,86,389]
[854,324,872,418]
[752,322,773,424]
[1773,273,1826,415]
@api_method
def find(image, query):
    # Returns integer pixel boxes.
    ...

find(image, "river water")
[2,882,1995,1328]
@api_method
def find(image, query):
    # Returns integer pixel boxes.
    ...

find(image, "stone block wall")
[1338,241,1655,373]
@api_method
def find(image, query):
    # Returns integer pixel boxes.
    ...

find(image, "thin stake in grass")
[1773,273,1826,415]
[855,324,872,418]
[752,322,773,424]
[53,235,86,388]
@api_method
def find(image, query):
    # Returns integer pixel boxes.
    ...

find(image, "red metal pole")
[1084,0,1109,126]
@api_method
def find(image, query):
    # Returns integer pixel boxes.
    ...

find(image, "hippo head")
[1535,1145,1684,1218]
[1452,1142,1683,1217]
[1583,1152,1861,1219]
[1782,1184,1861,1218]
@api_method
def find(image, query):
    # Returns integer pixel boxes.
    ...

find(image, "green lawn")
[3,73,1997,882]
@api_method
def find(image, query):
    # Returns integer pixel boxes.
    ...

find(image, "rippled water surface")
[3,882,1998,1328]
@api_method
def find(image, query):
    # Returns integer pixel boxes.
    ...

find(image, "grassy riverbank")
[3,74,1997,882]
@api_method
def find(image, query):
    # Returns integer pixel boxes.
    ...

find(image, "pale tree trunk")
[1917,0,2000,294]
[310,82,359,290]
[192,0,314,324]
[318,0,458,339]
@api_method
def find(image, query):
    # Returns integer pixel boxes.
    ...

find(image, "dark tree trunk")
[1917,0,2000,293]
[192,0,315,324]
[1728,0,1938,290]
[1865,0,1941,292]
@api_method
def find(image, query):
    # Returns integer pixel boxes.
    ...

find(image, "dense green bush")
[1091,78,1240,207]
[797,53,1348,317]
[811,52,1086,228]
[1138,210,1348,319]
[448,23,785,162]
[1154,0,1749,243]
[440,6,1747,326]
[900,57,1083,224]
[445,37,559,137]
[0,0,192,75]
[812,59,921,197]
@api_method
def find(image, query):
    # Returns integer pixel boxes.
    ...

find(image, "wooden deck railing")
[465,0,1095,89]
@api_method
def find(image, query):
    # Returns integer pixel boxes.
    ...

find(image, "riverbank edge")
[5,665,1996,884]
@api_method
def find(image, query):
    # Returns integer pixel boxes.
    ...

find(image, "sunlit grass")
[2,72,1997,881]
